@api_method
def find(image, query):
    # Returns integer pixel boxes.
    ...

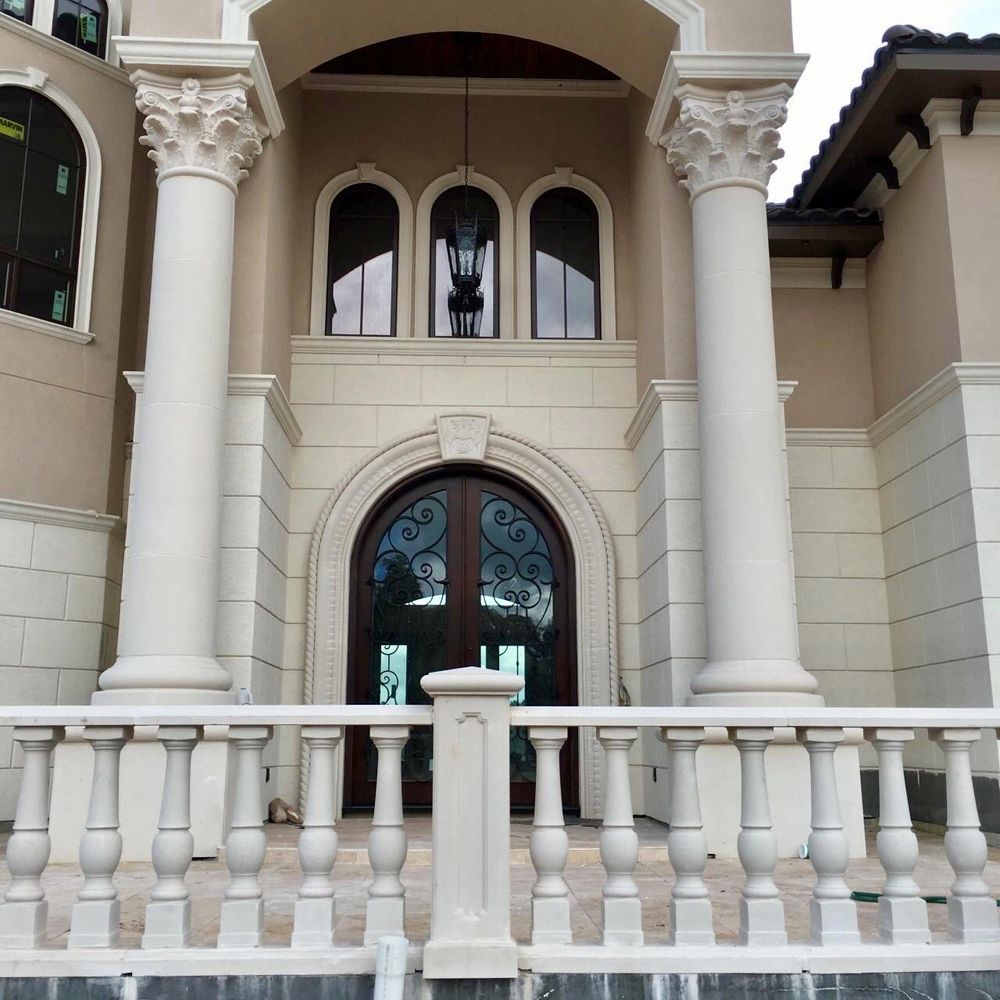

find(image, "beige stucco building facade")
[1,0,999,848]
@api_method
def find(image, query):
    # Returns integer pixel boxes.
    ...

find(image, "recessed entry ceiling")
[313,32,620,82]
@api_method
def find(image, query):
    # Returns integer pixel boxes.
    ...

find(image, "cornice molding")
[301,73,631,99]
[0,14,130,83]
[869,363,1000,445]
[626,378,797,448]
[113,37,284,139]
[0,498,118,533]
[785,428,872,448]
[923,97,1000,144]
[770,258,866,289]
[664,84,792,200]
[646,51,809,145]
[290,335,637,362]
[126,372,302,444]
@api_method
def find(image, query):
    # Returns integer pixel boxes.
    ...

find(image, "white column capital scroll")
[134,73,268,191]
[664,84,791,200]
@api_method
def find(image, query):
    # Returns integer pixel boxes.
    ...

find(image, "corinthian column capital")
[664,84,791,200]
[135,75,268,190]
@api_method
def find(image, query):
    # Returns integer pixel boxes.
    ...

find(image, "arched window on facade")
[0,87,85,327]
[52,0,109,59]
[327,183,399,336]
[430,186,499,338]
[531,187,600,340]
[1,0,33,23]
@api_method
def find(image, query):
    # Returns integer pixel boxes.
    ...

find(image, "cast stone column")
[665,85,822,706]
[95,76,267,704]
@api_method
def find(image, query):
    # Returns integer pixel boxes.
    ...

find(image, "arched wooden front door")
[346,467,578,809]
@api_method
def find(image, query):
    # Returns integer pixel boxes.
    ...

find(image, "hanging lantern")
[446,212,487,337]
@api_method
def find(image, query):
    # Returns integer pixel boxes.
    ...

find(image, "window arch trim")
[517,167,616,342]
[310,163,413,338]
[0,69,101,342]
[414,166,514,340]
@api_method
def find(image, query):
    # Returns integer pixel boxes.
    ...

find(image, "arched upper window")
[430,186,499,338]
[1,0,34,24]
[327,183,399,337]
[0,87,85,328]
[531,186,600,340]
[52,0,109,60]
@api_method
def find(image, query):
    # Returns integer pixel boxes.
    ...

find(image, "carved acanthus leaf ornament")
[665,86,790,198]
[135,77,267,187]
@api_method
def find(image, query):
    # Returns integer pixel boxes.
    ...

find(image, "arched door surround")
[305,415,618,819]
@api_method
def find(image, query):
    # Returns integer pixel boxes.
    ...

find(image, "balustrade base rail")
[0,685,998,980]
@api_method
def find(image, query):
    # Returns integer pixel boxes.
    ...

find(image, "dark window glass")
[430,186,499,338]
[0,0,34,23]
[531,187,600,340]
[52,0,108,59]
[0,88,85,326]
[327,183,398,336]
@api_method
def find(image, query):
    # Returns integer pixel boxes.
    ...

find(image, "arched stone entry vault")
[305,413,619,818]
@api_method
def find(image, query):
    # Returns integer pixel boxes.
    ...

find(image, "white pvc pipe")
[373,936,408,1000]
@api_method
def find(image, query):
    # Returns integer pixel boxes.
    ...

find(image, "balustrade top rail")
[0,704,998,729]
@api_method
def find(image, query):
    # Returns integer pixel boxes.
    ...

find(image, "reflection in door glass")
[479,491,557,781]
[366,489,448,782]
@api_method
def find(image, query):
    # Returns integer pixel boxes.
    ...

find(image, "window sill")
[0,308,93,345]
[0,15,127,82]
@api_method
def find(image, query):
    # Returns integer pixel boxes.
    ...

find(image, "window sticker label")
[52,289,67,323]
[56,165,69,195]
[0,116,25,142]
[81,12,98,43]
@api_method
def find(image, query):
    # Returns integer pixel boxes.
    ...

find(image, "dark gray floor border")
[3,971,999,999]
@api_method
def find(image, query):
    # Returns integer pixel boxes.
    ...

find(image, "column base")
[364,897,405,945]
[422,939,518,979]
[92,655,234,705]
[530,897,572,946]
[809,897,860,946]
[686,659,824,707]
[739,897,787,946]
[142,899,191,949]
[0,900,47,948]
[948,896,1000,943]
[218,898,265,949]
[68,898,120,949]
[602,897,644,947]
[291,897,335,949]
[695,739,866,859]
[670,897,715,946]
[878,895,931,944]
[50,730,229,863]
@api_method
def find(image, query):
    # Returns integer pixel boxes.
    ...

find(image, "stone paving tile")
[1,822,997,949]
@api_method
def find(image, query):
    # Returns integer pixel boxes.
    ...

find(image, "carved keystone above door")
[436,413,492,462]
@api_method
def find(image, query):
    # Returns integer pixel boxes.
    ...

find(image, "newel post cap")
[420,665,524,698]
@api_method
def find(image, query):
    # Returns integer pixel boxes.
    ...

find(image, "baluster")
[218,725,273,949]
[797,728,859,945]
[291,726,343,948]
[143,726,203,949]
[529,726,571,946]
[864,728,930,944]
[0,727,65,948]
[365,726,410,945]
[729,727,786,946]
[598,726,642,946]
[660,727,714,946]
[930,727,1000,943]
[68,726,133,948]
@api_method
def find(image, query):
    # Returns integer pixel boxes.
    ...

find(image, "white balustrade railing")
[0,693,998,981]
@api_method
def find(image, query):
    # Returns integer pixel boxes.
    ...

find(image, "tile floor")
[1,817,998,950]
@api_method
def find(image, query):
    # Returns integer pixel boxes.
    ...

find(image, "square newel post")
[420,666,523,979]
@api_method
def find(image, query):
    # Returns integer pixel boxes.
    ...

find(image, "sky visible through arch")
[770,0,1000,203]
